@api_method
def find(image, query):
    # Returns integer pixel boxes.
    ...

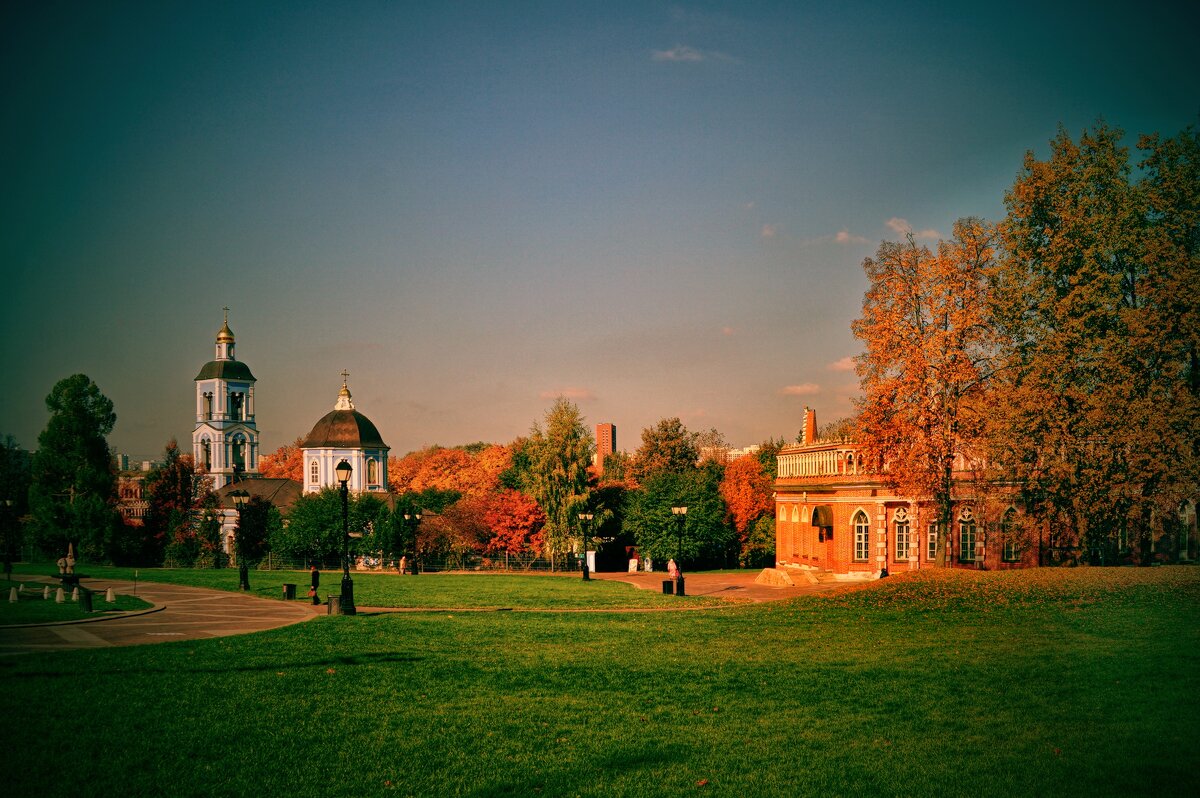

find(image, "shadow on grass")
[0,650,421,679]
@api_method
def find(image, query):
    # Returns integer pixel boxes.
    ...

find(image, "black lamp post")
[2,498,14,584]
[671,506,687,597]
[578,512,593,581]
[230,489,250,590]
[336,459,356,615]
[403,511,422,575]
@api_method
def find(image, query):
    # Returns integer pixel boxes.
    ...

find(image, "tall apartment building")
[595,423,616,473]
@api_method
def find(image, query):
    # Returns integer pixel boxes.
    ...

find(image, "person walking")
[309,565,321,605]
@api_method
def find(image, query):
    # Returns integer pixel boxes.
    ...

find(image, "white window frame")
[853,510,870,561]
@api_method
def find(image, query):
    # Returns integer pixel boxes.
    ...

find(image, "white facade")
[300,378,390,495]
[192,311,260,489]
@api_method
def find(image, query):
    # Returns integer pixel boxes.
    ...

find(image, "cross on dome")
[335,371,354,410]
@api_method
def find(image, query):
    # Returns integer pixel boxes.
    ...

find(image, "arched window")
[1001,508,1019,562]
[200,438,211,470]
[927,522,939,561]
[853,510,870,561]
[231,434,246,469]
[309,460,319,485]
[894,507,910,560]
[958,508,977,564]
[367,458,378,486]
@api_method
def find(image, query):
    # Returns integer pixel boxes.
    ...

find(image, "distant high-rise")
[595,423,616,473]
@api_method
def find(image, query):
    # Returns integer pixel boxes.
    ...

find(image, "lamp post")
[335,460,356,615]
[2,498,14,584]
[230,489,250,590]
[577,512,593,581]
[671,506,687,597]
[403,511,422,575]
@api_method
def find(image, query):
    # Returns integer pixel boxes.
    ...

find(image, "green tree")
[632,417,699,481]
[1,435,32,572]
[271,488,376,565]
[145,440,210,566]
[523,398,594,569]
[992,122,1198,562]
[28,374,121,561]
[234,496,279,568]
[624,467,734,568]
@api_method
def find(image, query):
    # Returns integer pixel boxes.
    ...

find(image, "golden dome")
[216,308,235,343]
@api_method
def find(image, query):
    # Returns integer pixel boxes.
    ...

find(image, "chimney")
[804,407,817,445]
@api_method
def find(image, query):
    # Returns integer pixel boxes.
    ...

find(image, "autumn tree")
[852,219,1001,565]
[144,439,212,566]
[719,455,774,558]
[992,122,1200,561]
[522,398,594,568]
[28,374,122,561]
[632,417,699,481]
[482,488,546,557]
[258,437,305,482]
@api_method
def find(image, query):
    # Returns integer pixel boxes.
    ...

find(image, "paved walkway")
[0,578,320,657]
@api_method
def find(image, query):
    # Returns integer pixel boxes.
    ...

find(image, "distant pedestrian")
[310,565,320,605]
[399,555,407,574]
[667,559,678,579]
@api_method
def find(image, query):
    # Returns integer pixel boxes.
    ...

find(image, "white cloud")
[538,388,596,401]
[885,217,942,240]
[652,45,704,62]
[760,224,777,239]
[781,383,821,396]
[827,356,855,372]
[652,44,737,63]
[835,229,867,244]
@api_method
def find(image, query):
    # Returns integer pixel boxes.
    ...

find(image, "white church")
[193,312,392,555]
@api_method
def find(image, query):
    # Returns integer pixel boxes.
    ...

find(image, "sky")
[2,0,1196,462]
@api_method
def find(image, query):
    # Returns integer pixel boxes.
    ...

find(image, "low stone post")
[56,587,65,603]
[71,587,79,602]
[43,585,50,600]
[106,587,116,602]
[8,587,15,603]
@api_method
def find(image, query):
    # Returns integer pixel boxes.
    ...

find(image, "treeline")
[854,122,1199,563]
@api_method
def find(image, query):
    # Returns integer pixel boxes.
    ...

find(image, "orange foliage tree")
[259,437,305,483]
[719,455,773,537]
[481,488,546,556]
[389,446,502,497]
[852,218,1001,565]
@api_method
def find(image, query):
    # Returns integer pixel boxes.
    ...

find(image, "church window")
[310,461,319,485]
[853,510,870,561]
[367,458,379,486]
[1001,509,1020,562]
[927,523,939,561]
[894,508,910,560]
[201,439,211,470]
[230,392,244,421]
[203,393,213,419]
[958,508,978,563]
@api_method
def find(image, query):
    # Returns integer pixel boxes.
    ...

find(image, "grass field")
[7,563,715,609]
[1,566,1197,797]
[0,578,153,625]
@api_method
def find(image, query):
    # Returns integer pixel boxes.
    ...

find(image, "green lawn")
[9,563,718,610]
[1,567,1197,797]
[0,578,152,625]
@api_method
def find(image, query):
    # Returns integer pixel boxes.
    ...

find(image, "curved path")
[1,570,837,656]
[0,578,320,657]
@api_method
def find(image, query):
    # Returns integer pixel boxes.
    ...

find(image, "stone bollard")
[18,583,24,593]
[106,587,116,603]
[43,585,50,600]
[56,587,65,603]
[8,587,16,603]
[71,587,80,602]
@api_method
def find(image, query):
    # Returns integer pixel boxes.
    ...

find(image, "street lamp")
[577,512,594,581]
[671,506,687,597]
[403,511,422,575]
[2,498,14,584]
[335,459,356,615]
[230,489,250,590]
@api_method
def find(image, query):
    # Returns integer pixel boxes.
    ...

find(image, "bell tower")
[193,309,259,489]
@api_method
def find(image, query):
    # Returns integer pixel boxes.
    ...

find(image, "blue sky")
[2,1,1196,460]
